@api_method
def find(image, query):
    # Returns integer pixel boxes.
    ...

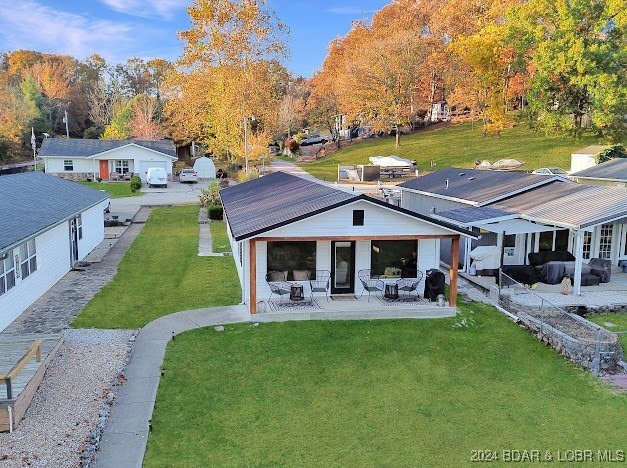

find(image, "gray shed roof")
[0,172,110,252]
[570,158,627,181]
[39,138,177,159]
[220,171,477,241]
[397,167,565,206]
[438,182,627,230]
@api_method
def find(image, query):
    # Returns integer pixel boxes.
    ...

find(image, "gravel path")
[0,329,135,467]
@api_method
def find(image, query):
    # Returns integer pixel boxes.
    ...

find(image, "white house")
[219,171,477,314]
[40,139,177,183]
[430,101,451,122]
[569,145,609,174]
[0,172,110,332]
[192,156,216,179]
[397,167,627,294]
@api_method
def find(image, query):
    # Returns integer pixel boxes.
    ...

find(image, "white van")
[146,167,168,188]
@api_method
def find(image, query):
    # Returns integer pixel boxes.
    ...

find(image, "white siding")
[266,200,459,238]
[0,223,71,332]
[0,203,107,332]
[79,202,107,259]
[45,157,96,176]
[44,145,175,180]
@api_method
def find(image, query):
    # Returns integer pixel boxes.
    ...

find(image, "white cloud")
[0,0,152,64]
[99,0,186,20]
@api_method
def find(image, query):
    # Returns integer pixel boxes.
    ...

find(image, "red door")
[99,160,109,180]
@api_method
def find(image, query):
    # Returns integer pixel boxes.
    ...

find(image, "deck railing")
[0,340,42,399]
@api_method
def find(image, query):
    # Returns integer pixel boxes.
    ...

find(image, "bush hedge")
[208,205,223,220]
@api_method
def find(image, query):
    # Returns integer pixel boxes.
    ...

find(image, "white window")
[64,160,74,171]
[0,252,16,295]
[598,224,613,259]
[19,239,37,280]
[115,160,130,174]
[582,231,592,260]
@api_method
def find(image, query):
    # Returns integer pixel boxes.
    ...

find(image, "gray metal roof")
[570,158,627,181]
[397,167,565,205]
[39,138,177,158]
[437,182,627,230]
[494,183,627,229]
[221,171,478,240]
[437,206,514,225]
[0,172,110,252]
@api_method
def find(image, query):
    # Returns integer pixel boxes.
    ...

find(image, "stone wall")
[500,296,623,374]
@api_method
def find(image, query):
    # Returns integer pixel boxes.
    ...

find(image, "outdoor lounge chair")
[358,269,384,302]
[309,270,331,302]
[266,271,291,302]
[396,270,424,298]
[588,258,611,283]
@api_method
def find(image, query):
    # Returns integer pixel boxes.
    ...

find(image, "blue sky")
[0,0,390,77]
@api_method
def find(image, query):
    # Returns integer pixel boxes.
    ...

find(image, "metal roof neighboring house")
[397,167,567,206]
[0,172,110,252]
[571,145,610,156]
[438,182,627,230]
[39,138,177,159]
[220,171,478,241]
[570,158,627,182]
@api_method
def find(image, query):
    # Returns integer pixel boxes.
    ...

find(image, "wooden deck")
[0,334,63,432]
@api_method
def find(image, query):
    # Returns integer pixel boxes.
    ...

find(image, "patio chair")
[588,258,611,283]
[266,271,291,302]
[358,269,384,302]
[396,270,424,298]
[309,270,331,302]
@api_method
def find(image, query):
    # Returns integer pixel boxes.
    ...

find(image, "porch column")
[449,236,459,307]
[572,230,584,296]
[250,239,257,313]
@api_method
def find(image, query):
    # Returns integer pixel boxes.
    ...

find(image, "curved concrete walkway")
[93,305,251,468]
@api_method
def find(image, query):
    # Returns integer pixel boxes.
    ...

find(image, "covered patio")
[220,172,478,316]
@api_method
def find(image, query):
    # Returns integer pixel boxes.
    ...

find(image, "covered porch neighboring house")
[39,138,177,182]
[434,182,627,295]
[396,167,627,296]
[219,172,478,315]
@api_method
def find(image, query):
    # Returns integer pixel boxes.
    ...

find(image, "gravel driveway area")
[0,330,135,467]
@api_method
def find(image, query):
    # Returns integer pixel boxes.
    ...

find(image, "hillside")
[297,122,619,181]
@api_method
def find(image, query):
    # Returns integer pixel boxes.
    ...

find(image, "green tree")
[507,0,627,141]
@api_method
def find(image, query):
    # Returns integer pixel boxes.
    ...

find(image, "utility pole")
[63,110,69,138]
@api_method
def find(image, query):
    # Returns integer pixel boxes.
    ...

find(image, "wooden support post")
[250,240,257,314]
[449,236,459,307]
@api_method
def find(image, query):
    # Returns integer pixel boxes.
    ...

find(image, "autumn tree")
[164,0,289,167]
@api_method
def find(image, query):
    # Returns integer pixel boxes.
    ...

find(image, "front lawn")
[300,122,612,181]
[144,303,627,467]
[79,181,143,198]
[588,313,627,350]
[71,205,241,329]
[210,220,231,253]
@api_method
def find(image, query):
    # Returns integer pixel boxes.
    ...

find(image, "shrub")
[199,179,221,207]
[130,175,142,192]
[208,205,223,220]
[597,144,626,164]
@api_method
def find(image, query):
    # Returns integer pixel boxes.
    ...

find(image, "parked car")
[179,168,198,184]
[300,136,328,146]
[532,167,568,175]
[146,167,168,188]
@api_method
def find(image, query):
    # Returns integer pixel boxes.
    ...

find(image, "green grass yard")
[588,314,627,350]
[79,180,143,198]
[210,220,232,253]
[299,122,617,181]
[144,304,626,467]
[71,205,241,329]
